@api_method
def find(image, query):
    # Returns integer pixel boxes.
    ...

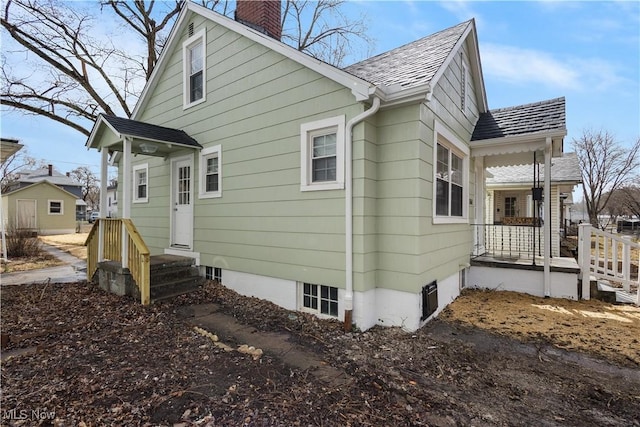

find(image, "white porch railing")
[578,223,640,305]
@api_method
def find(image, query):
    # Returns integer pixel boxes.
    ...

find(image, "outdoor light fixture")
[139,142,158,154]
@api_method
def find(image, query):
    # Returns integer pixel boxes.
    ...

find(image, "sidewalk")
[1,244,87,286]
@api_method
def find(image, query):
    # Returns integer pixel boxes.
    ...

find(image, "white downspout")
[344,96,381,331]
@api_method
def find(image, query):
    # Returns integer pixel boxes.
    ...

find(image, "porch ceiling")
[86,114,202,157]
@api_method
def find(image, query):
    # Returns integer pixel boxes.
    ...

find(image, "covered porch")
[84,114,203,304]
[468,97,581,299]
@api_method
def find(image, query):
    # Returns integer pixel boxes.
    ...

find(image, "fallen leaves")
[1,282,639,426]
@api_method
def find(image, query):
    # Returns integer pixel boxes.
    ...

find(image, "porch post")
[543,138,552,297]
[98,147,109,262]
[121,137,132,268]
[474,156,485,254]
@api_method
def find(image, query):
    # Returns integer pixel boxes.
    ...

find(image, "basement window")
[204,266,222,282]
[302,283,338,317]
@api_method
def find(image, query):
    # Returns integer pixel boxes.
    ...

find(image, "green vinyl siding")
[2,182,77,234]
[128,15,363,286]
[112,12,484,299]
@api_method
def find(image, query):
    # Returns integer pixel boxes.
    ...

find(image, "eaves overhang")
[86,114,201,158]
[470,129,567,158]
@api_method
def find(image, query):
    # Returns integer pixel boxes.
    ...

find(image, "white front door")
[171,157,193,248]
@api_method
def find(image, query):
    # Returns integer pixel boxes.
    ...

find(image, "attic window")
[182,29,207,109]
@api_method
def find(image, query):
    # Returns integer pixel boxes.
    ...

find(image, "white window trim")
[47,199,63,215]
[300,115,345,191]
[298,282,340,318]
[199,144,222,199]
[432,121,469,224]
[182,28,207,109]
[133,163,149,204]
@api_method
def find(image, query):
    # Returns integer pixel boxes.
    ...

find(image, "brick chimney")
[48,164,53,176]
[235,0,281,41]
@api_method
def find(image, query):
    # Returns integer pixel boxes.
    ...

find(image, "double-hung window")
[199,145,222,198]
[183,29,206,108]
[48,200,63,215]
[133,163,148,203]
[300,116,345,191]
[433,122,469,223]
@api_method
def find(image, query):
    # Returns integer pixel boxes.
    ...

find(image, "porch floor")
[471,255,580,274]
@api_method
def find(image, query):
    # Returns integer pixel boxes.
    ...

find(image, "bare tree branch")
[1,149,36,193]
[573,129,640,229]
[2,0,373,138]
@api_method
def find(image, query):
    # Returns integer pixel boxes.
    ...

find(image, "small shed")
[1,181,78,235]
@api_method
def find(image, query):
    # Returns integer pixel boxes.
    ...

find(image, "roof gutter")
[344,96,381,332]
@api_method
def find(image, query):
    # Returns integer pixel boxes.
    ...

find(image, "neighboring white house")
[481,152,582,257]
[106,182,118,218]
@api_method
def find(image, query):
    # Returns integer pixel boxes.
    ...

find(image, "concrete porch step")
[94,254,203,303]
[149,254,203,303]
[594,280,639,305]
[150,276,204,302]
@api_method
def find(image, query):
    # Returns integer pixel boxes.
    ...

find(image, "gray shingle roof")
[472,97,566,141]
[486,152,582,185]
[101,114,201,148]
[343,20,471,89]
[17,167,81,187]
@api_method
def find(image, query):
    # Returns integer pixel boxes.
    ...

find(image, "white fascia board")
[429,22,489,113]
[467,22,488,113]
[133,2,377,118]
[131,3,191,119]
[380,84,432,107]
[470,130,567,157]
[86,115,122,150]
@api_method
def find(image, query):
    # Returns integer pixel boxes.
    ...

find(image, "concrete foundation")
[96,261,140,300]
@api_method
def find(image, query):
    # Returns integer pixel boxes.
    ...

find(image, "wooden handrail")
[85,218,151,305]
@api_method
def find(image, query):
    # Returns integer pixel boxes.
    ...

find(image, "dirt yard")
[39,232,88,260]
[1,281,639,426]
[1,230,89,274]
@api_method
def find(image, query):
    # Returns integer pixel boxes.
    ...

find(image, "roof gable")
[132,2,377,118]
[132,3,487,115]
[343,19,487,109]
[2,180,80,199]
[17,166,81,187]
[344,21,468,89]
[87,114,201,149]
